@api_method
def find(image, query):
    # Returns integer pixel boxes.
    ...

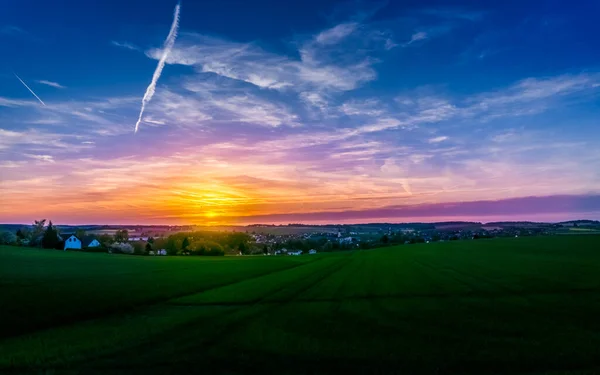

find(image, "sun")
[205,211,218,218]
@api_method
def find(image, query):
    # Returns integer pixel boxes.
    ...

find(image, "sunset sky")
[1,0,600,225]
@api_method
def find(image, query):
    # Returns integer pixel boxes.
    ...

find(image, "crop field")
[1,235,600,374]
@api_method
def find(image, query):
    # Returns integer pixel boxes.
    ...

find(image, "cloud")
[300,92,329,111]
[148,87,299,128]
[391,73,600,127]
[135,2,181,133]
[314,22,358,45]
[428,136,448,143]
[25,154,55,163]
[37,80,66,89]
[224,195,600,224]
[339,99,384,116]
[146,19,392,94]
[0,97,37,107]
[0,128,79,152]
[384,39,397,50]
[1,25,25,35]
[111,40,139,51]
[380,158,412,195]
[471,74,599,107]
[402,31,428,47]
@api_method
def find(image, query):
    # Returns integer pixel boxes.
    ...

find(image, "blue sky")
[1,0,599,224]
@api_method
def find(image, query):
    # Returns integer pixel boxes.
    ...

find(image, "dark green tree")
[182,237,190,250]
[114,230,129,243]
[75,229,87,239]
[145,242,153,252]
[238,242,247,254]
[97,234,114,247]
[381,235,389,244]
[31,219,47,247]
[42,221,60,249]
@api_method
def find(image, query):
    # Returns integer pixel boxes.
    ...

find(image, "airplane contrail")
[134,2,181,133]
[14,73,46,106]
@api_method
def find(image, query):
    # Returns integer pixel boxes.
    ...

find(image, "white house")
[63,235,82,250]
[309,249,317,255]
[84,238,101,248]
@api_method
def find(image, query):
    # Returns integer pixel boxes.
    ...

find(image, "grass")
[1,235,600,374]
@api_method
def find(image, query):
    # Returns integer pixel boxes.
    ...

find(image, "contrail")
[134,2,181,133]
[14,73,46,106]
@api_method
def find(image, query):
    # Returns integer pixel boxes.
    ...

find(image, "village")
[3,220,597,256]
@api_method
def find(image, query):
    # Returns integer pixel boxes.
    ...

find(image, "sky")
[1,0,600,225]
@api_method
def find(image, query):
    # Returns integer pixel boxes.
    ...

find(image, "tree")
[75,229,87,239]
[147,237,154,244]
[97,234,114,247]
[132,242,145,255]
[182,237,190,251]
[238,242,247,255]
[145,242,153,253]
[0,231,17,245]
[114,230,129,243]
[30,219,47,247]
[16,229,25,240]
[263,244,269,255]
[153,237,168,252]
[189,240,224,256]
[381,235,389,244]
[42,221,60,249]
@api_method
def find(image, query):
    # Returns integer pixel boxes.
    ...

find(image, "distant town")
[1,220,598,256]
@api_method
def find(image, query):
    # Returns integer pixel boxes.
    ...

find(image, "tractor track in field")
[33,254,356,373]
[0,257,325,341]
[166,285,600,306]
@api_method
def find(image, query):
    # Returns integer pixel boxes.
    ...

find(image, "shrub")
[132,241,146,255]
[188,240,225,256]
[109,242,134,254]
[0,231,17,245]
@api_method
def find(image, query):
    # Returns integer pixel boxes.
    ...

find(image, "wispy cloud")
[111,40,139,51]
[0,25,25,35]
[0,97,37,107]
[37,80,66,89]
[14,73,46,106]
[314,22,358,45]
[402,31,428,47]
[471,73,600,107]
[146,19,391,93]
[428,136,448,143]
[339,99,384,116]
[135,2,181,133]
[25,154,55,163]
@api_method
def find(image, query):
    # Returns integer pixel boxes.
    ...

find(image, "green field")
[2,235,600,374]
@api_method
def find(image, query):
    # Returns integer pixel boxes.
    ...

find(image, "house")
[288,250,302,256]
[339,236,353,244]
[83,238,101,248]
[63,235,82,250]
[309,249,317,254]
[129,236,148,241]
